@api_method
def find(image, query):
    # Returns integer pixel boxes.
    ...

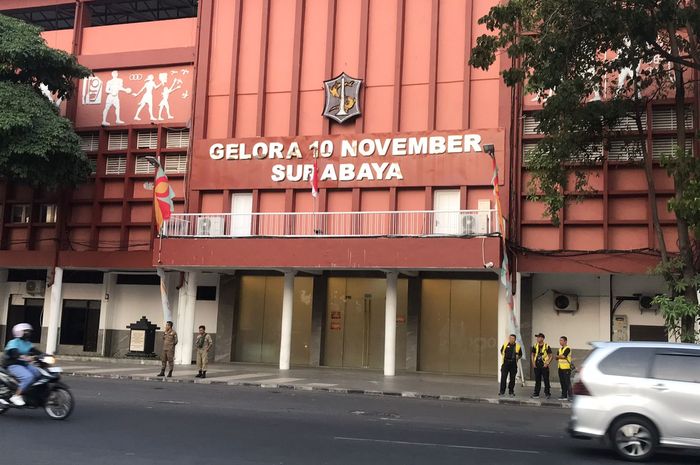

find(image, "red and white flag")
[310,157,319,198]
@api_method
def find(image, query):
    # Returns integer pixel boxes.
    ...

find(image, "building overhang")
[154,237,502,272]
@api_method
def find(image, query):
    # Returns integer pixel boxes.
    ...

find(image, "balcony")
[162,210,499,239]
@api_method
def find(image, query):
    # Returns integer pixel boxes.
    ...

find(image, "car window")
[651,354,700,383]
[598,347,655,378]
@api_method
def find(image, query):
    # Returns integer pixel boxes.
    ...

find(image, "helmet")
[12,323,33,338]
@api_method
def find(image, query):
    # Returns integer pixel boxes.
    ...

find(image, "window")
[89,156,98,175]
[164,153,187,173]
[116,274,160,285]
[135,156,156,175]
[3,5,76,31]
[10,204,31,223]
[652,138,694,160]
[166,128,190,148]
[107,132,129,151]
[652,106,694,130]
[598,347,656,378]
[651,354,700,383]
[136,130,158,149]
[196,286,217,301]
[522,114,540,135]
[608,139,644,162]
[105,155,127,175]
[79,132,100,152]
[87,0,198,27]
[40,204,58,223]
[612,112,647,131]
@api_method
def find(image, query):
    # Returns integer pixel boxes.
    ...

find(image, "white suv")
[568,342,700,461]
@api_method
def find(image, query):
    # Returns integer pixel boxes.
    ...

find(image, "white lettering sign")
[208,133,486,184]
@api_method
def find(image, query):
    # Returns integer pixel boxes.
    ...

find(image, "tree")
[0,14,92,187]
[470,0,700,342]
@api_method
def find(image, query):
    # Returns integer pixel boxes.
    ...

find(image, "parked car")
[568,341,700,461]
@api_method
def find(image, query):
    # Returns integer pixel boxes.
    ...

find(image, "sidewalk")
[58,356,572,409]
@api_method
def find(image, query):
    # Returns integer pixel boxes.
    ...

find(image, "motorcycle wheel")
[44,387,74,420]
[0,405,8,415]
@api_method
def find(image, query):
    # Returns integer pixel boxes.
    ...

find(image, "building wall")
[531,273,667,352]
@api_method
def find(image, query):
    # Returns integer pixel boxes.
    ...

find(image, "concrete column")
[279,271,296,370]
[599,274,611,341]
[45,267,64,355]
[99,272,117,356]
[384,271,399,376]
[176,271,198,365]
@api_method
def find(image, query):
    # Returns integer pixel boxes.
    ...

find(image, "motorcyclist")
[2,323,41,406]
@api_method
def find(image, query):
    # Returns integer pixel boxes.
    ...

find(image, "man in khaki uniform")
[195,325,213,379]
[157,321,178,377]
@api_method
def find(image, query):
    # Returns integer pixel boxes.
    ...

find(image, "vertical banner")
[156,268,173,323]
[489,152,525,384]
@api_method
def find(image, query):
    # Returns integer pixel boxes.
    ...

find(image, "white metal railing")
[162,210,500,238]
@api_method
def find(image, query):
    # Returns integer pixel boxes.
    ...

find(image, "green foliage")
[663,146,700,235]
[471,0,700,340]
[470,0,698,218]
[0,14,92,187]
[653,294,700,343]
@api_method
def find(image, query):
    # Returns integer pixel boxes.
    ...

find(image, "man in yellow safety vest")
[530,332,552,399]
[499,334,522,397]
[556,336,573,400]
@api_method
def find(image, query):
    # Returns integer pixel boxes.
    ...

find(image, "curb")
[57,355,161,366]
[64,371,572,409]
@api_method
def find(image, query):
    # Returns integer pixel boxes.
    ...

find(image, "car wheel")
[609,416,658,462]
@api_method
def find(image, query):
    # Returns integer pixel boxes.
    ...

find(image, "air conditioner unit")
[460,213,488,236]
[553,292,578,313]
[196,217,225,236]
[25,280,46,296]
[639,295,659,313]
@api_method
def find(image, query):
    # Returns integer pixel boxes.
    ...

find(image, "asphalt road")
[0,377,698,465]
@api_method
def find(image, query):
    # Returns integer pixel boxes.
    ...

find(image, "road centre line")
[333,436,540,454]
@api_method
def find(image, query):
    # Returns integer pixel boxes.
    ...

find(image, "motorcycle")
[0,355,74,420]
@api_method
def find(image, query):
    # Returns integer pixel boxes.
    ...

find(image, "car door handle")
[651,383,669,391]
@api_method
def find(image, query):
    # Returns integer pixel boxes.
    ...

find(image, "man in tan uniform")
[157,321,178,377]
[195,325,213,379]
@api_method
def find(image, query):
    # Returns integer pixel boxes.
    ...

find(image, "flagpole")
[313,146,319,234]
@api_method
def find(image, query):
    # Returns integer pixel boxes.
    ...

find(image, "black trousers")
[533,366,551,396]
[500,362,517,394]
[559,369,572,398]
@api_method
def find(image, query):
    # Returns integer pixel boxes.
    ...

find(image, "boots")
[201,371,206,379]
[157,370,165,377]
[167,370,173,378]
[195,370,202,378]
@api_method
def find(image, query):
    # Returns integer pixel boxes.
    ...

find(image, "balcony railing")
[162,210,500,239]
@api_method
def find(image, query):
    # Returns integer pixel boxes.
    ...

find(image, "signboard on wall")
[191,129,505,190]
[75,65,193,128]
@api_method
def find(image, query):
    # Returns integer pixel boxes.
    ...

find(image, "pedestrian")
[157,321,178,378]
[499,334,522,397]
[530,332,552,399]
[194,325,213,379]
[556,336,573,400]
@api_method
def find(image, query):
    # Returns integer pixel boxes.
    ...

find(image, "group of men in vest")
[499,333,573,400]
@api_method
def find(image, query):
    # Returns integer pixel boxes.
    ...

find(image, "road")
[0,377,697,465]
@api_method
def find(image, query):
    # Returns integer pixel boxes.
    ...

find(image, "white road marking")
[305,383,338,387]
[333,437,540,454]
[462,428,498,434]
